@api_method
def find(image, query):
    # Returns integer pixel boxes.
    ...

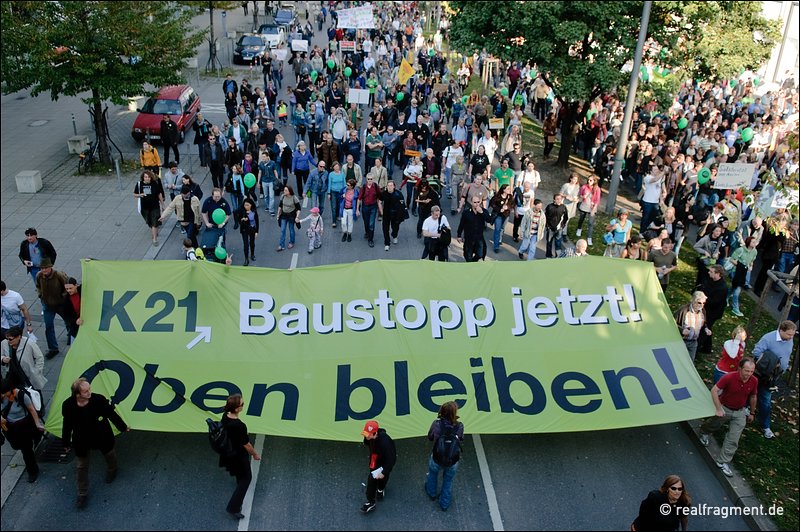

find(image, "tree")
[1,1,204,165]
[448,1,778,168]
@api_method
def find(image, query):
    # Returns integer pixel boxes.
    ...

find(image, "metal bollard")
[114,157,123,191]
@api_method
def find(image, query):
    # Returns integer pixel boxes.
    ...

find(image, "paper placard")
[771,188,799,209]
[340,40,356,52]
[336,5,375,29]
[432,83,449,95]
[273,48,288,62]
[715,163,756,190]
[489,118,505,130]
[347,88,371,105]
[291,40,309,52]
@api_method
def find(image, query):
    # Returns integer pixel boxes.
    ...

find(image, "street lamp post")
[606,1,652,214]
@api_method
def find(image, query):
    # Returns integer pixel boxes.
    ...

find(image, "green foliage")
[448,1,778,102]
[1,1,204,105]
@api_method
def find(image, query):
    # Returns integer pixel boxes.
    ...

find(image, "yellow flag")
[398,58,415,85]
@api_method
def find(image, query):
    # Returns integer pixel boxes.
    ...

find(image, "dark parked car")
[233,34,269,65]
[274,9,295,27]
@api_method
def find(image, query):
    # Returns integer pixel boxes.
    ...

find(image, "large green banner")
[45,258,714,440]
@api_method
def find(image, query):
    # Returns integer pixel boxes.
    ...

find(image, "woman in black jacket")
[632,475,691,531]
[219,394,260,519]
[237,197,260,266]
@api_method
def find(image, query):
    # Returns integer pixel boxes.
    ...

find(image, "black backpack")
[206,418,235,457]
[754,351,782,388]
[432,420,461,467]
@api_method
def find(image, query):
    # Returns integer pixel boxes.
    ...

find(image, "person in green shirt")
[366,73,379,107]
[365,126,384,173]
[727,236,759,317]
[492,158,514,193]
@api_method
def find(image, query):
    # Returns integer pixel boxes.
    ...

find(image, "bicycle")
[78,141,99,175]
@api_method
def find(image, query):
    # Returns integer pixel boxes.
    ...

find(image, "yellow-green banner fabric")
[45,258,714,440]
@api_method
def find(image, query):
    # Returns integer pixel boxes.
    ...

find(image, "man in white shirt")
[1,281,34,339]
[640,161,664,232]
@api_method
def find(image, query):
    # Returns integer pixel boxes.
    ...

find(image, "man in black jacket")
[204,133,226,190]
[544,193,568,258]
[457,196,494,262]
[360,420,396,513]
[160,114,180,167]
[18,228,57,284]
[61,378,129,509]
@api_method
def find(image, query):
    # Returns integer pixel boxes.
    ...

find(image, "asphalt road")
[0,5,754,531]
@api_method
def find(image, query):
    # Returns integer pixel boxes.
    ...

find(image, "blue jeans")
[519,234,539,260]
[279,218,295,248]
[640,201,659,231]
[263,184,276,213]
[42,302,68,352]
[362,203,378,240]
[757,385,773,431]
[545,227,562,258]
[777,251,797,274]
[425,455,459,510]
[493,214,508,251]
[29,267,41,285]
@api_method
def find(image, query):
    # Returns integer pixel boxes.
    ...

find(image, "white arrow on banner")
[186,326,212,349]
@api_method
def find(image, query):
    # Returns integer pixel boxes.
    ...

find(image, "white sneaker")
[716,461,733,477]
[764,428,775,439]
[385,245,390,251]
[575,228,582,237]
[587,238,593,246]
[699,433,709,446]
[392,237,398,244]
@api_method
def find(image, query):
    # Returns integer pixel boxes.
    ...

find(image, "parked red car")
[131,85,201,143]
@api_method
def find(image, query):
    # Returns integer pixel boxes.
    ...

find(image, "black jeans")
[241,230,256,258]
[163,143,180,165]
[382,216,401,246]
[295,169,309,197]
[463,238,486,262]
[366,469,392,503]
[227,464,252,514]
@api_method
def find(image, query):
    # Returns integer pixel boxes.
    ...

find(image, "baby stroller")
[200,226,227,263]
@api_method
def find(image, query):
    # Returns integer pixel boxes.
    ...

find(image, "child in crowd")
[299,206,324,253]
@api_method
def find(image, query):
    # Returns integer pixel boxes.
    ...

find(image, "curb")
[681,420,777,531]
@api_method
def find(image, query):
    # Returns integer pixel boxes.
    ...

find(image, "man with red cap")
[360,420,396,513]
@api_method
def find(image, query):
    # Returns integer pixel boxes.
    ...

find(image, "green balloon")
[244,173,256,188]
[677,117,688,130]
[396,92,404,102]
[741,127,754,143]
[310,70,318,82]
[500,88,508,97]
[753,77,760,86]
[462,95,468,104]
[697,168,711,185]
[428,48,435,57]
[214,247,227,260]
[211,208,226,225]
[344,67,352,77]
[429,103,439,113]
[327,59,335,69]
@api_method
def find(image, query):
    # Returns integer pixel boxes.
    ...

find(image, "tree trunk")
[556,101,579,168]
[93,92,112,166]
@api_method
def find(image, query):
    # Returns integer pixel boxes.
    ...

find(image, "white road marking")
[238,433,265,531]
[290,252,298,270]
[473,434,504,531]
